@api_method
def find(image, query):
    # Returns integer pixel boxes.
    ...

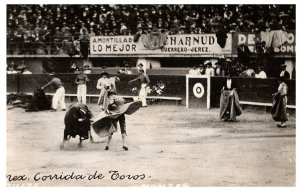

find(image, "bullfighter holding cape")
[96,72,112,110]
[92,96,142,150]
[271,76,288,128]
[220,76,242,121]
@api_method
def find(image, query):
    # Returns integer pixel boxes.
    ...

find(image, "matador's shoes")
[122,146,128,151]
[105,146,109,150]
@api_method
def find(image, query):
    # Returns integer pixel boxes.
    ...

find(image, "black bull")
[29,88,51,111]
[60,102,93,149]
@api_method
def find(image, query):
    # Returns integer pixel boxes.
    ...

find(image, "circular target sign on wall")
[193,83,205,98]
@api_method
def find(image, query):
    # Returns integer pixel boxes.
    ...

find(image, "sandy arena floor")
[6,104,295,187]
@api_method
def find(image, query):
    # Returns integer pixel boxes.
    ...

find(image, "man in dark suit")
[279,64,290,79]
[198,63,206,75]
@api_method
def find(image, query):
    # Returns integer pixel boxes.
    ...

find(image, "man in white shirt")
[96,72,112,110]
[205,62,215,76]
[241,65,255,77]
[7,67,18,74]
[188,66,199,75]
[119,63,132,74]
[22,68,32,74]
[214,62,222,76]
[83,65,92,74]
[255,66,267,79]
[75,67,89,104]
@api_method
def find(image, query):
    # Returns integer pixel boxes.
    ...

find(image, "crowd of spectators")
[6,60,32,74]
[188,57,292,79]
[7,4,295,55]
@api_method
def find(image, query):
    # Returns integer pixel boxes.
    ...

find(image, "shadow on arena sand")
[7,104,295,187]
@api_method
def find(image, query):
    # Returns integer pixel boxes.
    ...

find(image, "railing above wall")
[7,74,296,108]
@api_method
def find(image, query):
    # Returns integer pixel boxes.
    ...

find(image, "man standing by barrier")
[41,73,66,112]
[96,72,112,110]
[109,72,121,95]
[75,67,89,104]
[219,75,242,121]
[129,69,150,107]
[271,76,288,128]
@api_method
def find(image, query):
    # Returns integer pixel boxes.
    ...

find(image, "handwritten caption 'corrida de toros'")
[7,171,150,182]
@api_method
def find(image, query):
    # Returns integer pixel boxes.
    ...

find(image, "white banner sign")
[90,34,232,55]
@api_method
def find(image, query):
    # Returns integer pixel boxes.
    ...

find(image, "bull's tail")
[89,131,94,143]
[60,128,70,150]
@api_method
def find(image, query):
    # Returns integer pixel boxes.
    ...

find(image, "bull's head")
[77,108,92,122]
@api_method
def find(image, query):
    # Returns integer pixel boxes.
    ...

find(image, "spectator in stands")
[17,60,27,70]
[157,18,163,30]
[21,28,35,55]
[214,57,226,76]
[61,27,73,54]
[39,24,51,53]
[240,65,255,78]
[255,66,267,79]
[188,66,199,75]
[61,27,72,42]
[229,61,240,77]
[21,66,32,74]
[198,63,206,75]
[83,65,92,74]
[7,61,15,71]
[205,62,215,76]
[61,22,68,34]
[7,21,15,54]
[70,61,77,73]
[52,27,62,54]
[120,22,128,35]
[214,62,222,76]
[7,67,18,74]
[222,58,233,76]
[119,63,132,74]
[89,28,96,37]
[137,63,145,73]
[279,63,290,79]
[79,28,89,59]
[235,62,244,77]
[80,23,88,35]
[178,25,187,34]
[6,5,296,56]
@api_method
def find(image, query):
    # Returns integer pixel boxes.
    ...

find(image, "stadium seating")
[7,5,295,55]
